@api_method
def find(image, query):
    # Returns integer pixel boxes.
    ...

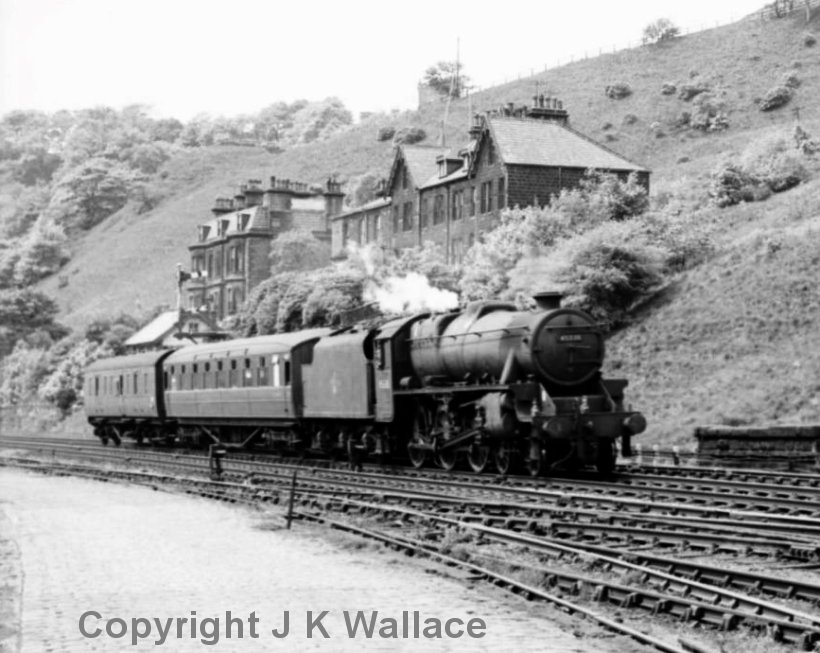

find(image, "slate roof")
[124,311,185,348]
[332,196,391,221]
[195,205,269,243]
[487,117,648,172]
[387,145,450,190]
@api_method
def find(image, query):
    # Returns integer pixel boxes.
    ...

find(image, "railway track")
[5,435,820,650]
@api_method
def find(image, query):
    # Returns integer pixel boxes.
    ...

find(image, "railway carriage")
[85,350,173,445]
[162,329,330,447]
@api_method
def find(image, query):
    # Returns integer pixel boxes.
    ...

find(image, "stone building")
[187,176,343,320]
[332,97,649,263]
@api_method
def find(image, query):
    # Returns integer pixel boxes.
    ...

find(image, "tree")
[48,158,138,231]
[422,61,471,98]
[0,288,67,355]
[641,18,681,45]
[270,230,331,275]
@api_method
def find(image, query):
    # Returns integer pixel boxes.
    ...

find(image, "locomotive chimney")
[533,291,563,311]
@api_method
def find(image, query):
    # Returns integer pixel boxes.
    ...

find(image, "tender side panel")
[302,331,374,419]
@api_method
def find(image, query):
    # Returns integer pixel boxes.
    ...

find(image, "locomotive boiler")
[84,292,645,476]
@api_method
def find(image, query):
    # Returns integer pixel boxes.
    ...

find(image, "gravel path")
[0,468,639,652]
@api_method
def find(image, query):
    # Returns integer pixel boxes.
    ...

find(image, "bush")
[605,83,632,100]
[709,162,757,207]
[781,72,801,89]
[393,127,426,145]
[642,18,680,45]
[689,94,729,132]
[661,82,677,96]
[508,222,665,329]
[805,32,817,47]
[759,85,792,111]
[740,134,808,192]
[377,127,396,142]
[678,83,709,101]
[622,114,638,126]
[709,134,809,206]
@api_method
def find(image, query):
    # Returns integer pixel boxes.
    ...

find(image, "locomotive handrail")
[407,326,530,342]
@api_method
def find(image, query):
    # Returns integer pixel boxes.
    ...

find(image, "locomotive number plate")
[559,334,583,342]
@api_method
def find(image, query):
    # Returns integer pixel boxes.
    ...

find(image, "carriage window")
[284,357,291,386]
[94,376,100,396]
[272,355,281,388]
[243,358,253,387]
[163,371,169,390]
[205,362,210,372]
[257,358,268,386]
[133,373,138,394]
[117,376,123,396]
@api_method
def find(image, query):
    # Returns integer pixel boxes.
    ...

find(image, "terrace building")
[332,96,650,263]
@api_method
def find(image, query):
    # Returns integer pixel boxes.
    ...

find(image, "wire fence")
[467,1,819,96]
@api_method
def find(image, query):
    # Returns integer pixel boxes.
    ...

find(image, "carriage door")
[374,337,394,421]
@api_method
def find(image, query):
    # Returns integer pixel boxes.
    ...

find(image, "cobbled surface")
[0,468,637,652]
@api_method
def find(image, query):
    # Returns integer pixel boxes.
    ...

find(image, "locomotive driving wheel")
[407,408,430,469]
[492,442,513,475]
[467,443,491,474]
[435,448,458,471]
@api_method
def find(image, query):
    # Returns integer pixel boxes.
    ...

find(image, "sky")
[0,0,770,122]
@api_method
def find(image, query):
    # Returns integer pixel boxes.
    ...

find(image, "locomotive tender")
[85,293,645,475]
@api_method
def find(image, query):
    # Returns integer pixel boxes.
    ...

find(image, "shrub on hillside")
[708,162,759,207]
[689,94,729,132]
[758,85,792,111]
[460,173,648,300]
[782,72,801,89]
[377,127,396,142]
[709,134,809,206]
[641,18,681,45]
[661,82,677,95]
[393,127,426,145]
[678,83,709,101]
[622,114,638,126]
[805,32,817,47]
[740,135,808,192]
[508,222,665,329]
[605,83,632,100]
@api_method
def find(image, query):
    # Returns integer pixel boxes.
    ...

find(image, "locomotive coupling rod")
[437,428,482,451]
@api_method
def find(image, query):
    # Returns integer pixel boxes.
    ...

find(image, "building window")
[487,141,495,165]
[402,202,413,231]
[433,195,444,225]
[452,190,462,221]
[469,187,476,217]
[421,197,429,227]
[207,253,213,278]
[402,166,408,190]
[392,205,400,233]
[497,177,506,209]
[479,181,494,214]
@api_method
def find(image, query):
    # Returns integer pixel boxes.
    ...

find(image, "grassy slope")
[37,9,820,441]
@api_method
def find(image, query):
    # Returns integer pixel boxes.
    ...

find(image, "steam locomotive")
[84,292,646,475]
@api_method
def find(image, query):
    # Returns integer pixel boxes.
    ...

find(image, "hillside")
[19,6,820,443]
[37,9,820,325]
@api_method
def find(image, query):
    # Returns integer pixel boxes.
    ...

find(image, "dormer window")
[219,219,229,237]
[199,225,211,242]
[239,213,250,231]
